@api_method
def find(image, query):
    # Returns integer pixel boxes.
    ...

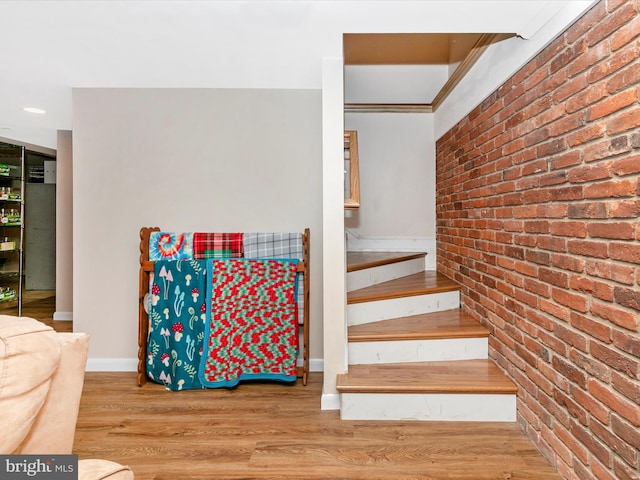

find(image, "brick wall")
[436,1,640,479]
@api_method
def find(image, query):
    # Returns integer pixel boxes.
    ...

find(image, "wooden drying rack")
[137,227,311,387]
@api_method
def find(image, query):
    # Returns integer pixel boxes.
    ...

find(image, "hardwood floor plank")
[73,372,558,479]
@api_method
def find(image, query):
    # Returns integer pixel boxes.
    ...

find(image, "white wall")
[72,88,323,368]
[54,130,72,320]
[344,112,436,267]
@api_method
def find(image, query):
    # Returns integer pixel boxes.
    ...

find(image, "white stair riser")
[340,393,516,422]
[348,337,488,365]
[347,257,426,292]
[347,291,460,326]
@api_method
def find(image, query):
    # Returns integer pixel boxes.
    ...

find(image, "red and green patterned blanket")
[199,258,299,387]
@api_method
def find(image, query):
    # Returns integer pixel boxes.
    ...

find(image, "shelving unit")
[0,142,25,315]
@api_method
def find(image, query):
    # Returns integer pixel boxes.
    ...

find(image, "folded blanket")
[199,258,299,388]
[147,259,207,390]
[243,233,305,324]
[193,232,244,260]
[149,232,194,261]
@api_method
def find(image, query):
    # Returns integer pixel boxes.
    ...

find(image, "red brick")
[586,2,638,47]
[610,242,640,263]
[588,41,639,84]
[551,253,585,272]
[607,61,640,94]
[568,202,609,218]
[611,370,640,404]
[611,153,640,175]
[556,323,589,352]
[609,199,640,217]
[612,328,640,357]
[568,162,613,183]
[569,418,611,463]
[611,414,640,450]
[588,89,637,121]
[613,456,640,480]
[550,150,583,169]
[591,301,638,330]
[566,82,608,113]
[588,221,635,240]
[584,179,636,198]
[566,1,606,45]
[589,458,619,480]
[573,462,598,480]
[607,109,640,135]
[570,348,611,382]
[589,378,640,427]
[552,39,588,74]
[570,311,612,344]
[613,286,640,311]
[540,298,571,322]
[584,136,631,162]
[568,39,610,77]
[553,288,588,312]
[555,420,590,464]
[570,384,611,425]
[590,417,639,467]
[570,275,614,302]
[590,341,640,380]
[550,221,587,238]
[566,123,606,146]
[549,185,583,201]
[555,74,589,103]
[540,423,573,464]
[611,13,640,50]
[552,356,588,388]
[568,239,609,258]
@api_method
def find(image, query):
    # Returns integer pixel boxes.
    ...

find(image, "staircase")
[336,251,517,422]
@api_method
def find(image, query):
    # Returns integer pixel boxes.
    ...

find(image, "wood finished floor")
[9,294,561,479]
[75,372,560,480]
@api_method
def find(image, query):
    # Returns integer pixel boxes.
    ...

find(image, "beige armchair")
[0,315,134,480]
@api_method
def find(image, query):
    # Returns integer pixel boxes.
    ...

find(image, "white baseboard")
[86,357,325,373]
[85,358,138,372]
[321,392,340,410]
[53,311,73,321]
[346,232,436,270]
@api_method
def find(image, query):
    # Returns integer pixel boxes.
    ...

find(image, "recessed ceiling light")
[24,107,46,114]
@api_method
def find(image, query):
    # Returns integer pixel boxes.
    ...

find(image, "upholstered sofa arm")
[0,315,61,453]
[20,331,90,454]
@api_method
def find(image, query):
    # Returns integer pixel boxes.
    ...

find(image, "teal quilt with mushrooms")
[147,259,207,390]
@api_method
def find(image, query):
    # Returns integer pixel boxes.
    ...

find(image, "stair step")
[347,251,427,272]
[347,310,489,364]
[336,360,517,395]
[347,271,459,304]
[348,309,488,342]
[347,252,426,293]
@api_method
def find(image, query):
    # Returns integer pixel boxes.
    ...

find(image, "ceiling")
[0,1,596,150]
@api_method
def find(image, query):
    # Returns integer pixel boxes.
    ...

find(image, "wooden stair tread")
[347,271,459,304]
[347,251,426,272]
[348,309,489,342]
[336,360,518,395]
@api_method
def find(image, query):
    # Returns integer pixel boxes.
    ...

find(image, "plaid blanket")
[193,232,244,260]
[199,259,299,387]
[243,233,304,324]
